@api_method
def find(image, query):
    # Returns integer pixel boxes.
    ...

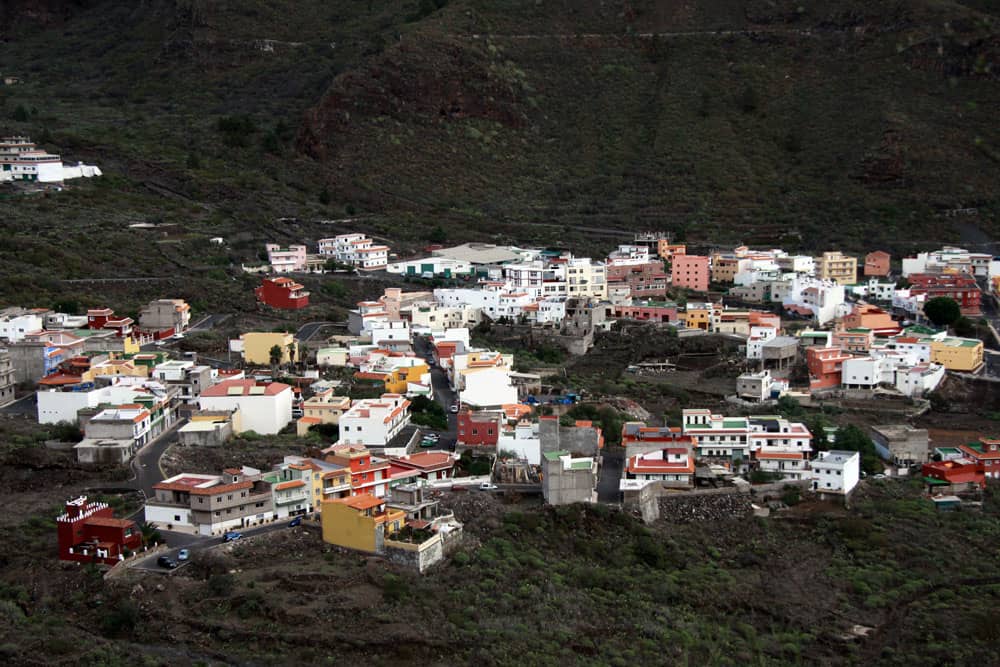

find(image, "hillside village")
[0,229,997,585]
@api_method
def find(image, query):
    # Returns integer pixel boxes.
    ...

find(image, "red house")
[864,251,891,277]
[922,459,985,491]
[457,410,502,447]
[86,308,134,338]
[613,301,678,324]
[671,255,710,292]
[56,496,142,566]
[255,276,310,310]
[908,273,981,316]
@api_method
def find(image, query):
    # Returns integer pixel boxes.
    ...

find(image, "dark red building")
[86,308,134,337]
[255,277,310,310]
[56,496,142,566]
[457,410,501,447]
[908,273,982,316]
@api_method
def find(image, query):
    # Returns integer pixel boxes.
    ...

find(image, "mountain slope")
[0,0,998,310]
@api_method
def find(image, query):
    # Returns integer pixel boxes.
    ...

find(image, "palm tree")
[269,344,283,377]
[286,342,297,372]
[137,521,161,547]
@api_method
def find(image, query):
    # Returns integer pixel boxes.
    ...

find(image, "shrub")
[100,600,139,637]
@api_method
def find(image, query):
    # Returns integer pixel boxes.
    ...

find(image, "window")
[226,509,232,514]
[215,511,220,516]
[227,495,233,500]
[174,515,181,521]
[198,498,203,504]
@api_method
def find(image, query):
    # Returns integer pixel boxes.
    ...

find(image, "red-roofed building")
[198,379,293,434]
[908,273,981,316]
[957,439,1000,479]
[324,444,392,497]
[254,276,310,310]
[922,458,986,491]
[57,496,142,565]
[389,451,458,482]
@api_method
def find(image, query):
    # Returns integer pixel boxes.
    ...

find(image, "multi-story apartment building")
[0,136,101,182]
[264,243,310,273]
[907,273,981,316]
[815,251,857,285]
[902,246,992,278]
[318,233,389,270]
[138,299,191,335]
[146,467,275,535]
[563,256,607,300]
[324,444,392,498]
[0,349,15,407]
[254,276,310,309]
[337,394,412,449]
[671,255,710,292]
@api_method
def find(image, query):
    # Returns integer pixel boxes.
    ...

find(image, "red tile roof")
[275,480,306,491]
[200,379,291,397]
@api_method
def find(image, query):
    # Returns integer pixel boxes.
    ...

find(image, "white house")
[748,416,813,454]
[37,382,170,425]
[746,324,777,360]
[318,233,389,270]
[894,363,945,397]
[497,420,541,465]
[811,450,861,496]
[387,257,472,278]
[621,445,695,491]
[841,357,887,389]
[337,394,411,449]
[403,302,482,331]
[368,321,411,346]
[755,448,809,480]
[459,366,518,409]
[198,380,293,435]
[0,310,44,342]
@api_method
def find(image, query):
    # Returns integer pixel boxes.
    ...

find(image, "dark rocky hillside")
[0,0,997,311]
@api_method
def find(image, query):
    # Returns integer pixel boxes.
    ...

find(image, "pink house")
[671,255,710,292]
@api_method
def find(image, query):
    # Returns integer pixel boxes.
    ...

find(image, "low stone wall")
[658,492,754,524]
[383,533,445,573]
[44,440,76,451]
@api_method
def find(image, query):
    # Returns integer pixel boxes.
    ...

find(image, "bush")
[100,600,139,637]
[216,114,257,147]
[206,573,236,597]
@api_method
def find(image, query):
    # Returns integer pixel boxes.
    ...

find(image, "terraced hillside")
[0,0,998,312]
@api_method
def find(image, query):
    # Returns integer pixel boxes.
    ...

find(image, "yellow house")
[385,362,428,394]
[321,494,405,553]
[82,358,149,383]
[680,304,714,331]
[296,389,351,436]
[239,332,298,366]
[929,336,983,372]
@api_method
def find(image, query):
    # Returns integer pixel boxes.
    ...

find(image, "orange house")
[864,251,891,277]
[843,304,897,332]
[806,346,853,390]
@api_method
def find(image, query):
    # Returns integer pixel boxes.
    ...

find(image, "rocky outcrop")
[658,492,754,524]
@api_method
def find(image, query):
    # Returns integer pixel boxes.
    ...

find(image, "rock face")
[658,493,754,524]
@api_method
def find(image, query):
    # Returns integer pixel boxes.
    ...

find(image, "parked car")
[157,555,178,569]
[420,439,436,448]
[479,483,499,491]
[424,433,440,441]
[873,473,887,480]
[288,517,302,527]
[223,532,243,542]
[177,549,190,562]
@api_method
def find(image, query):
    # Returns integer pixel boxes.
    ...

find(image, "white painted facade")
[337,394,411,448]
[386,257,472,277]
[459,367,518,409]
[198,387,293,435]
[318,233,388,270]
[497,421,541,465]
[811,450,860,495]
[37,384,163,425]
[0,312,44,342]
[746,324,777,360]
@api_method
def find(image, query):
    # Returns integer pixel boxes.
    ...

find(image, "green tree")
[923,296,961,328]
[319,188,331,205]
[953,316,976,337]
[11,104,28,122]
[427,225,447,244]
[833,425,883,475]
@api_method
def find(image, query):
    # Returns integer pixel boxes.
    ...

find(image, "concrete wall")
[383,533,445,573]
[178,421,233,446]
[542,459,597,505]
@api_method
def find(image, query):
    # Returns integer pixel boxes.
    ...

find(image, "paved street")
[597,449,624,503]
[295,321,342,342]
[414,334,459,448]
[133,521,310,572]
[124,419,187,521]
[0,392,36,416]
